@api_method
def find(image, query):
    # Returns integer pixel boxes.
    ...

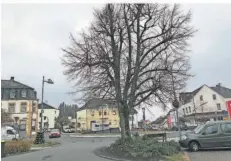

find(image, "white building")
[38,103,59,129]
[179,83,231,124]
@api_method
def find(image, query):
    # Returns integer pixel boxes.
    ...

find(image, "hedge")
[4,140,31,155]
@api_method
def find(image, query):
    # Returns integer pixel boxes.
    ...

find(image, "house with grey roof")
[1,77,39,137]
[178,83,231,124]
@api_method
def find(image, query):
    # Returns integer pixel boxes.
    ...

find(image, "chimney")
[10,77,14,81]
[216,83,221,87]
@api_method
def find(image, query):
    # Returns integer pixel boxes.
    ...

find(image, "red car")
[49,129,61,138]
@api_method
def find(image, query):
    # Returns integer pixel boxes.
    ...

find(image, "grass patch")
[109,136,181,161]
[31,141,60,148]
[164,153,186,161]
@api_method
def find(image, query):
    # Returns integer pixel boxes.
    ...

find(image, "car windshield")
[193,125,205,134]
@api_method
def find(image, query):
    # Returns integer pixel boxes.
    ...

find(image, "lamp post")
[142,107,146,131]
[40,76,54,132]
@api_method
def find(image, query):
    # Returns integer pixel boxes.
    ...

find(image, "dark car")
[49,129,61,138]
[172,124,188,131]
[179,120,231,152]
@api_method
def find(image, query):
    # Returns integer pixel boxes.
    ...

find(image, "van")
[1,126,19,141]
[179,120,231,152]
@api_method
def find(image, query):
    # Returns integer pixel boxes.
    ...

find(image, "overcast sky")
[2,3,231,120]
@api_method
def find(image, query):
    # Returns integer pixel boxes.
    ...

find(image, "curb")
[93,147,133,161]
[70,135,121,138]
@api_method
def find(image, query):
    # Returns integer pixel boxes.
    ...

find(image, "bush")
[4,140,31,155]
[109,137,180,160]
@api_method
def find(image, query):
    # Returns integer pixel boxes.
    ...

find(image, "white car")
[1,126,19,141]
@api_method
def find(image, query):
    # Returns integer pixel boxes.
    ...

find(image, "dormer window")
[10,89,16,98]
[21,89,27,98]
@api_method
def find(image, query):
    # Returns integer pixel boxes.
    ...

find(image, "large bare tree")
[62,4,196,138]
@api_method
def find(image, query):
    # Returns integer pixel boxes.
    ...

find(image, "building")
[76,98,138,132]
[38,103,59,129]
[1,77,39,137]
[179,83,231,124]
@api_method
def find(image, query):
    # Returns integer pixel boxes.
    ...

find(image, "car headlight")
[181,135,187,140]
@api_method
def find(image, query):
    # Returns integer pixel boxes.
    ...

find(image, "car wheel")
[189,141,199,152]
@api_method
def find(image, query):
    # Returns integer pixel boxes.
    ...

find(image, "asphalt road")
[188,149,231,161]
[2,135,117,161]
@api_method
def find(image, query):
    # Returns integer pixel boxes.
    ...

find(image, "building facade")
[38,103,59,129]
[179,83,231,124]
[1,77,39,137]
[76,98,138,132]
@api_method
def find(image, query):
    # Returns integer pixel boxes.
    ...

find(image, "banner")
[226,101,231,119]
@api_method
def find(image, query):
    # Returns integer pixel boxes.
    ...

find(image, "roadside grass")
[164,153,188,161]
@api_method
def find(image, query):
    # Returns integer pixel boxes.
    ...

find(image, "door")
[198,124,222,148]
[220,123,231,147]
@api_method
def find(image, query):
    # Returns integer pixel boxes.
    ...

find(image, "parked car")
[1,126,19,141]
[49,129,61,138]
[172,124,188,131]
[179,120,231,152]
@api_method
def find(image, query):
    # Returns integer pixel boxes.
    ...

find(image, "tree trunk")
[118,107,125,140]
[123,105,131,138]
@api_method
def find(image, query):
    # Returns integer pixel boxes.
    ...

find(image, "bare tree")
[62,4,196,139]
[1,108,13,125]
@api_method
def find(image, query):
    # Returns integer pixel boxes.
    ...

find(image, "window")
[189,106,191,113]
[44,116,47,120]
[19,120,27,131]
[21,90,27,98]
[217,103,221,110]
[113,120,117,125]
[200,95,203,101]
[221,123,231,133]
[32,120,36,131]
[91,110,94,116]
[204,125,218,135]
[39,113,42,117]
[99,111,102,116]
[8,103,15,113]
[10,89,16,99]
[32,106,36,113]
[183,109,185,115]
[20,102,27,113]
[104,111,107,115]
[186,107,188,113]
[212,94,216,100]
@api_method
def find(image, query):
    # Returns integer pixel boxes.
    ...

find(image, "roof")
[180,85,204,104]
[80,98,117,110]
[79,98,138,114]
[210,85,231,98]
[1,79,34,89]
[180,84,231,104]
[38,103,57,110]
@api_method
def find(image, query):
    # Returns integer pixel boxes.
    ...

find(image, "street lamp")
[142,107,146,131]
[40,76,54,132]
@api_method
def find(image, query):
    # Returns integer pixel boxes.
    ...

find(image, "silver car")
[179,120,231,152]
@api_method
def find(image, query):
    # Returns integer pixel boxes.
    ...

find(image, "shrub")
[109,137,180,160]
[4,140,31,155]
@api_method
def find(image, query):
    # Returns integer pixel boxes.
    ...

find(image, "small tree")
[55,116,70,131]
[1,108,13,125]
